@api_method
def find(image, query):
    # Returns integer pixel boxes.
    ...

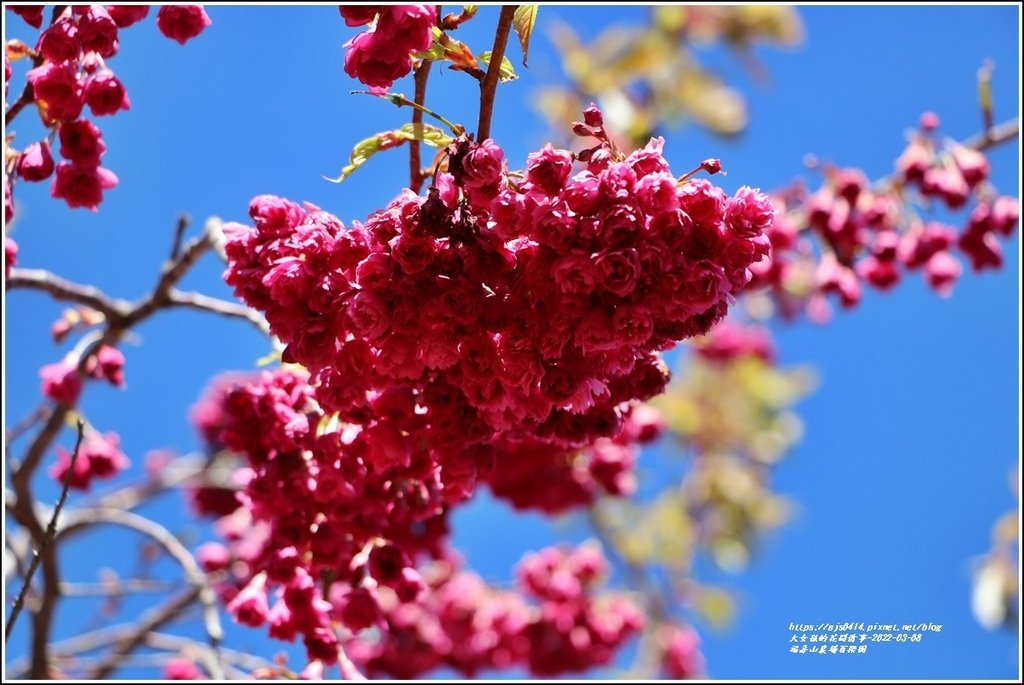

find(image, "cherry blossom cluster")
[189,365,649,672]
[49,429,130,490]
[206,108,769,668]
[484,403,665,513]
[692,319,776,365]
[188,367,451,665]
[339,5,435,91]
[4,5,210,213]
[349,544,644,678]
[751,113,1018,322]
[658,623,705,679]
[39,344,124,407]
[222,112,772,514]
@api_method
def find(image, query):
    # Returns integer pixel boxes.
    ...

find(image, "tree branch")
[476,6,518,142]
[964,116,1018,152]
[7,222,217,677]
[60,579,180,597]
[409,59,434,193]
[168,213,191,261]
[4,6,67,126]
[58,507,224,679]
[6,268,130,321]
[4,419,84,643]
[83,587,203,680]
[166,289,270,334]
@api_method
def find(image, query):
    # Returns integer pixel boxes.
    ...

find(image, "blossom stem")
[476,6,517,142]
[4,419,84,643]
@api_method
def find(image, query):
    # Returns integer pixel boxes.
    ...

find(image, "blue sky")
[3,4,1020,680]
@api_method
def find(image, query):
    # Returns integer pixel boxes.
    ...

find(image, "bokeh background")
[4,4,1020,679]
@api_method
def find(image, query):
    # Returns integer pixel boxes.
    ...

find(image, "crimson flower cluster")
[48,429,130,491]
[692,319,776,365]
[752,112,1018,321]
[484,403,665,513]
[340,5,435,91]
[209,111,771,669]
[658,623,706,679]
[4,5,210,214]
[190,367,451,664]
[349,544,643,678]
[223,119,771,500]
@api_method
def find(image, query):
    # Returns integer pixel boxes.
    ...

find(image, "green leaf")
[256,349,281,367]
[324,124,454,184]
[478,51,518,82]
[512,5,538,67]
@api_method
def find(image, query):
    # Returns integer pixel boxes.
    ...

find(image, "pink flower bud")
[107,5,149,28]
[339,5,382,26]
[78,5,119,57]
[40,359,82,405]
[157,5,212,45]
[59,119,107,164]
[51,162,119,211]
[16,141,55,182]
[84,69,130,116]
[27,62,84,123]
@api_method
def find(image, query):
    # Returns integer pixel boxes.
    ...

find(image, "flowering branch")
[476,6,518,141]
[7,221,217,678]
[4,418,84,642]
[3,5,67,126]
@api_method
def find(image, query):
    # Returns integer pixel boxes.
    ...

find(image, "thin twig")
[81,453,207,513]
[60,579,181,597]
[4,419,85,642]
[8,226,216,677]
[58,507,225,679]
[5,404,52,452]
[476,6,518,142]
[169,214,192,261]
[84,587,202,680]
[166,289,270,334]
[409,60,435,193]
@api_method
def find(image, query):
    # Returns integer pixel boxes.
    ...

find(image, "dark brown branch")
[5,81,36,126]
[476,6,518,142]
[169,214,192,261]
[6,268,130,320]
[4,419,84,643]
[409,60,434,193]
